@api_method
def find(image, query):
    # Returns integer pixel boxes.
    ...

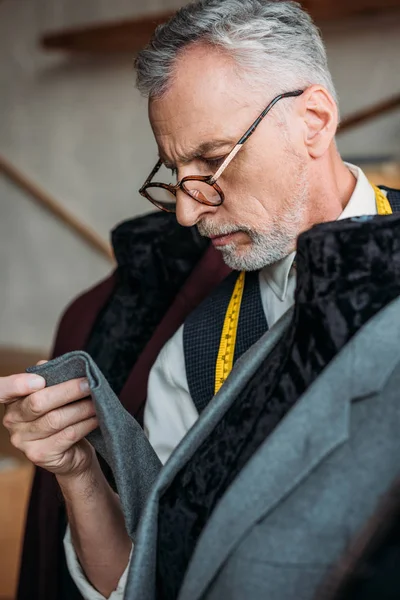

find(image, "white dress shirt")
[65,164,379,599]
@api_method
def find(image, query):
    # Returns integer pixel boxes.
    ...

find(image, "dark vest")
[183,270,268,412]
[183,186,400,415]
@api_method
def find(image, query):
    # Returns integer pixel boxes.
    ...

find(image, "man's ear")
[301,85,338,159]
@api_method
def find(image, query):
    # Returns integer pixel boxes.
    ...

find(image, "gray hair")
[135,0,338,107]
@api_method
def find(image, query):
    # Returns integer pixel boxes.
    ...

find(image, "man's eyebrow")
[159,139,234,168]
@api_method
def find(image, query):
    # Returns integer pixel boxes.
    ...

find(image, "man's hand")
[2,369,132,595]
[1,371,98,477]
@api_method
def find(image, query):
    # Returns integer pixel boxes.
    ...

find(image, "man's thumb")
[0,373,46,403]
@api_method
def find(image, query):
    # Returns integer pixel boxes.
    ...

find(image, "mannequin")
[156,213,400,600]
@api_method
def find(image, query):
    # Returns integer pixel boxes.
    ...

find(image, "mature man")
[2,1,399,599]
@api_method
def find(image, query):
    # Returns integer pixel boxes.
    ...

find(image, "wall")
[0,0,399,352]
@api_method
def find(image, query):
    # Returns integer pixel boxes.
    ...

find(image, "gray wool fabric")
[124,296,400,600]
[27,351,162,541]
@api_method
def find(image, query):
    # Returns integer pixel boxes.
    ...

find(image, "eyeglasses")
[139,89,304,213]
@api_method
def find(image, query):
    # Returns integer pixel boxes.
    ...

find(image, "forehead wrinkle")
[159,138,236,168]
[150,43,274,168]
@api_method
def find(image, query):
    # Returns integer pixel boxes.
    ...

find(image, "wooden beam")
[0,154,114,263]
[302,0,400,20]
[41,11,175,54]
[338,94,400,132]
[40,1,400,55]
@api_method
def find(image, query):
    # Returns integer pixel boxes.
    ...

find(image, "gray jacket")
[128,295,400,600]
[30,296,400,600]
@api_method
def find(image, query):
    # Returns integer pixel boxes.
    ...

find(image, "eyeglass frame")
[139,89,304,213]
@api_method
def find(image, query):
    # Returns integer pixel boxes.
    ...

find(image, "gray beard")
[197,164,309,271]
[198,198,307,271]
[215,227,296,271]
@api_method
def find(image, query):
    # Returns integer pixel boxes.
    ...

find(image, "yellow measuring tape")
[214,271,246,394]
[373,184,392,215]
[214,184,392,395]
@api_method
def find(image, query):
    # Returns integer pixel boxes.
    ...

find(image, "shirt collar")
[339,162,377,219]
[260,163,377,301]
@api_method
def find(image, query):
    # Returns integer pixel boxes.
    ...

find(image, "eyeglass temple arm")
[210,89,304,184]
[238,90,304,145]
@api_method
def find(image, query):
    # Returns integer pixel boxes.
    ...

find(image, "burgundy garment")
[17,245,230,600]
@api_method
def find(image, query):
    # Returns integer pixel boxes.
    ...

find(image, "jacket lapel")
[178,295,400,600]
[125,310,293,600]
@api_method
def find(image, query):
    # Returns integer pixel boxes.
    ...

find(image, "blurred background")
[0,0,399,598]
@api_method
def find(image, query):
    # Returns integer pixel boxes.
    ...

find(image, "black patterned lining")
[85,211,208,396]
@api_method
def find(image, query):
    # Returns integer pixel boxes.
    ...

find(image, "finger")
[22,399,96,442]
[0,373,46,404]
[52,416,99,455]
[36,360,48,366]
[13,378,91,423]
[22,417,99,467]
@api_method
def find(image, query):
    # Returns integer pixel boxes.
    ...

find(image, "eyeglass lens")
[147,179,222,212]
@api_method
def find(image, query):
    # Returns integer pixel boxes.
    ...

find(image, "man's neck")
[269,156,361,278]
[305,155,358,232]
[333,156,358,213]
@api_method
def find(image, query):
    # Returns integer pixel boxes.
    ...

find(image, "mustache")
[197,221,252,238]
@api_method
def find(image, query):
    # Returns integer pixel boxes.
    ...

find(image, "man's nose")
[175,189,216,228]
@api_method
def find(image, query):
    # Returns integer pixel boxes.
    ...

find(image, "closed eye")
[162,160,177,175]
[165,156,226,178]
[202,156,226,170]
